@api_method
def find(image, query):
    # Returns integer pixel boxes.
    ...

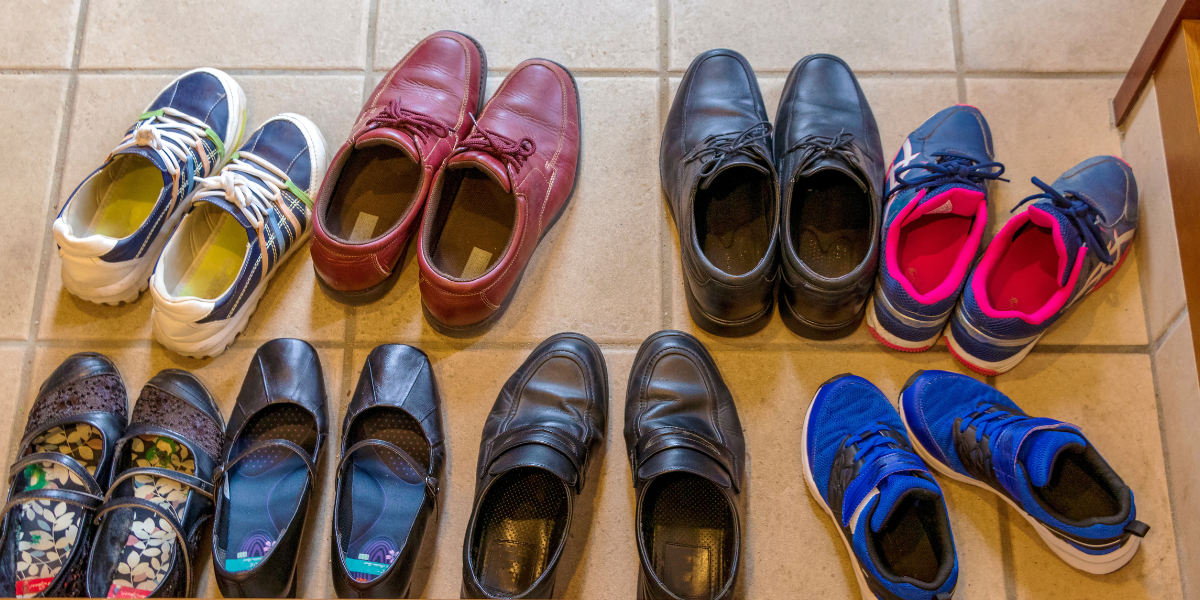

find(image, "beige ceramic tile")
[959,0,1161,72]
[704,349,998,597]
[80,0,369,69]
[0,75,69,340]
[374,0,658,71]
[356,77,662,346]
[0,0,80,68]
[238,75,367,158]
[996,353,1182,600]
[1040,246,1147,346]
[668,0,954,72]
[0,348,30,461]
[1151,312,1200,596]
[1122,83,1186,343]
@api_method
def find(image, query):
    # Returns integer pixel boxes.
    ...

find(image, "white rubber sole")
[866,297,941,352]
[151,113,326,359]
[897,394,1141,574]
[800,385,878,600]
[944,325,1041,376]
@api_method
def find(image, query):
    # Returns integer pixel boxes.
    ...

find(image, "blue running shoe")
[53,68,246,305]
[868,105,1005,352]
[946,156,1137,374]
[900,370,1149,573]
[149,114,327,358]
[803,374,958,600]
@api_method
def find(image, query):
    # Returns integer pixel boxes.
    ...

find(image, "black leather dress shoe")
[212,339,328,598]
[333,345,444,599]
[87,369,227,598]
[461,333,608,598]
[0,353,127,598]
[661,49,779,337]
[624,331,745,600]
[775,54,885,339]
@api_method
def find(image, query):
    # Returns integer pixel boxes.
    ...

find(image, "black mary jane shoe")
[85,369,227,598]
[212,339,329,598]
[0,352,128,598]
[332,344,445,598]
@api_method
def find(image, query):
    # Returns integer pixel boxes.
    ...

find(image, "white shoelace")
[190,151,311,230]
[110,107,224,200]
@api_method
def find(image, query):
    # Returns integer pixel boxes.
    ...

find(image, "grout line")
[657,0,672,330]
[15,0,90,430]
[947,0,967,102]
[1151,306,1189,354]
[1029,343,1148,354]
[360,0,380,99]
[998,500,1019,600]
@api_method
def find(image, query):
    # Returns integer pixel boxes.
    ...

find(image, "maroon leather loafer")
[417,59,581,336]
[311,31,486,304]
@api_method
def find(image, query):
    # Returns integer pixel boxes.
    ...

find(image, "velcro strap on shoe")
[483,426,587,492]
[634,428,739,492]
[107,467,214,500]
[95,496,193,594]
[992,417,1081,500]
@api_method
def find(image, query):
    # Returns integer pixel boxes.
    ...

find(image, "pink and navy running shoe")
[946,156,1137,375]
[900,370,1149,574]
[868,106,1005,352]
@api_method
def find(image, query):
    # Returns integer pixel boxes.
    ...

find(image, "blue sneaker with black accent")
[803,374,958,600]
[149,114,327,358]
[868,105,1005,352]
[53,68,246,305]
[946,156,1137,374]
[900,370,1150,573]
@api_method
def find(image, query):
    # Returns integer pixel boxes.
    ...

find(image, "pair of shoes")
[461,330,745,600]
[211,339,442,599]
[311,31,581,337]
[868,105,1138,374]
[52,69,328,358]
[804,371,1149,599]
[661,50,886,339]
[0,353,226,598]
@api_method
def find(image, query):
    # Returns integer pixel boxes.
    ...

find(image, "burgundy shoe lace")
[365,96,454,143]
[458,113,537,171]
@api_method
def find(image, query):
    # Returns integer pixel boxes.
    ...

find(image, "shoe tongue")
[112,145,171,187]
[901,183,986,223]
[1018,429,1087,488]
[868,474,942,533]
[799,158,866,192]
[488,443,578,488]
[637,447,731,489]
[191,195,255,239]
[699,154,770,190]
[1025,204,1083,286]
[355,127,419,162]
[448,151,512,193]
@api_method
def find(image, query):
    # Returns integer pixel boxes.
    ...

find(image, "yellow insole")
[89,157,164,238]
[176,214,248,299]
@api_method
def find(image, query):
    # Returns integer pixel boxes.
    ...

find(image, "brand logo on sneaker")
[887,138,921,192]
[928,199,954,214]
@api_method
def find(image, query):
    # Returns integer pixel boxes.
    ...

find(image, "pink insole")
[897,214,972,296]
[986,226,1061,314]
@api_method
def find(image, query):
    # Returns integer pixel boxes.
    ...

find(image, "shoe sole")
[152,114,326,359]
[897,391,1142,574]
[799,382,881,600]
[423,57,581,338]
[865,296,939,352]
[59,68,247,306]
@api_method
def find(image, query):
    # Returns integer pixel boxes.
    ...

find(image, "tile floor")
[0,0,1176,597]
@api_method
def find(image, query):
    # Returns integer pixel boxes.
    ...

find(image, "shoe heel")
[682,281,773,337]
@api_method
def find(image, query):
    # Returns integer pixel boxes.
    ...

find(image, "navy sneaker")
[946,156,1137,374]
[53,68,246,304]
[900,370,1150,573]
[803,374,958,600]
[149,114,327,358]
[868,105,1005,352]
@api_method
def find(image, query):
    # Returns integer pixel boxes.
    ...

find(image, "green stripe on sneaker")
[137,109,164,121]
[205,127,226,160]
[286,180,313,210]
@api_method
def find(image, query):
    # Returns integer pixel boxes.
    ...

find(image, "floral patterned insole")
[13,424,102,598]
[105,435,194,599]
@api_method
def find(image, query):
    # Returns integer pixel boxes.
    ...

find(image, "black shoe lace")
[1012,177,1113,265]
[365,96,455,144]
[783,129,861,175]
[458,113,537,172]
[891,151,1007,198]
[682,122,773,186]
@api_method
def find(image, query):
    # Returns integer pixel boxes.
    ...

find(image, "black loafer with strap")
[0,352,128,598]
[86,369,227,598]
[212,339,329,598]
[332,344,445,598]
